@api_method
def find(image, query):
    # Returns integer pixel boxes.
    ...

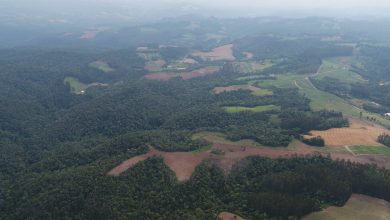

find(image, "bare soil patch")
[212,143,317,173]
[108,127,390,181]
[331,153,390,169]
[305,117,389,146]
[144,66,219,81]
[107,149,161,176]
[305,194,390,220]
[217,212,244,220]
[80,28,107,39]
[213,85,260,94]
[192,44,235,61]
[145,59,166,71]
[180,58,198,64]
[108,142,318,181]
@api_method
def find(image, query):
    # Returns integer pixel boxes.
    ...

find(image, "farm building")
[385,113,390,117]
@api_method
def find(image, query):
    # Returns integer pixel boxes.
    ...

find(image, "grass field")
[350,145,390,156]
[63,77,87,94]
[235,61,273,73]
[305,194,390,220]
[137,52,161,61]
[252,89,273,96]
[254,72,390,128]
[314,58,366,84]
[257,74,302,88]
[89,61,115,73]
[192,131,262,147]
[236,75,266,81]
[224,105,280,113]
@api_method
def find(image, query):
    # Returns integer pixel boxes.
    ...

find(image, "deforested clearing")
[144,66,219,81]
[145,59,166,72]
[213,85,260,94]
[192,44,235,61]
[224,105,280,113]
[305,117,389,146]
[217,212,245,220]
[108,131,390,182]
[89,61,115,73]
[107,143,319,182]
[305,194,390,220]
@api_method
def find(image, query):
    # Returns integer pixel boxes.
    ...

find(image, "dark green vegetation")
[378,134,390,147]
[1,17,390,219]
[351,145,390,156]
[3,156,390,219]
[148,130,211,152]
[301,136,325,147]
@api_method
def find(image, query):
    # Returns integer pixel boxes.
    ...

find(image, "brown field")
[144,66,219,81]
[108,127,390,181]
[107,149,161,176]
[305,117,389,146]
[331,153,390,169]
[180,58,198,64]
[305,194,390,220]
[217,212,244,220]
[108,139,320,181]
[107,148,210,181]
[192,44,235,61]
[145,59,166,71]
[213,85,260,94]
[80,28,107,39]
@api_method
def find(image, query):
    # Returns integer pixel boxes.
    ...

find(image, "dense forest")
[1,16,390,219]
[2,155,390,219]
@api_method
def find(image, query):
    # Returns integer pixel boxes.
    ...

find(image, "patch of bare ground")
[108,126,390,181]
[107,149,161,176]
[305,117,389,147]
[192,44,235,61]
[108,142,319,181]
[213,85,260,94]
[145,59,166,71]
[331,153,390,169]
[144,66,220,81]
[217,212,245,220]
[180,58,198,64]
[80,27,107,39]
[305,194,390,220]
[212,143,318,173]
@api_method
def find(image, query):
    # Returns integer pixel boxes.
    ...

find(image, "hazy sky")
[2,0,390,26]
[5,0,390,11]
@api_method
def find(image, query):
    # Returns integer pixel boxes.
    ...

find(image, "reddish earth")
[180,58,198,64]
[145,59,166,71]
[144,67,220,81]
[331,153,390,169]
[217,212,244,220]
[108,142,321,181]
[192,44,235,61]
[107,148,209,181]
[80,28,107,39]
[305,117,389,146]
[213,85,260,94]
[107,149,161,176]
[304,194,390,220]
[108,117,390,181]
[109,140,390,181]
